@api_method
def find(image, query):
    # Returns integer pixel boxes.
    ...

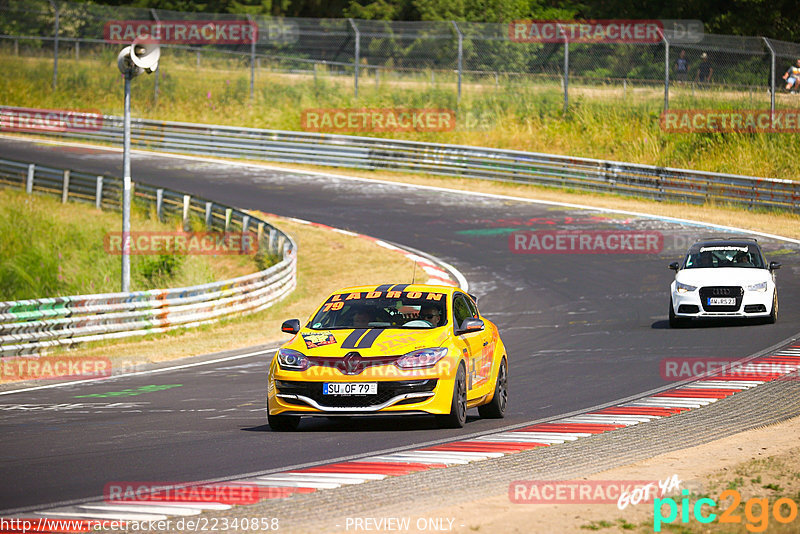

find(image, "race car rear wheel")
[268,411,300,431]
[436,363,467,428]
[478,357,507,419]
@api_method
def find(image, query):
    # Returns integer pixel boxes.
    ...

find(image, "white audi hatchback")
[668,238,780,327]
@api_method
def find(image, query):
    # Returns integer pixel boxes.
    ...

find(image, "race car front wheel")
[436,363,467,428]
[766,291,778,324]
[478,357,507,419]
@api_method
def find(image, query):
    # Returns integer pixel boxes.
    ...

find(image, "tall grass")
[0,189,261,301]
[1,53,797,179]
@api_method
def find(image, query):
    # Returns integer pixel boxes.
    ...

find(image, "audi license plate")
[708,297,735,306]
[323,382,377,395]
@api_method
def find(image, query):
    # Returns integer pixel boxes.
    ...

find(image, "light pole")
[117,37,160,292]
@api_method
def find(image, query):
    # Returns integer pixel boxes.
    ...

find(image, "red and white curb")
[22,345,800,525]
[263,213,465,289]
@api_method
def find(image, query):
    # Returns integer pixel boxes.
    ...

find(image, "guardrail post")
[182,195,191,230]
[269,228,276,253]
[26,164,34,193]
[75,40,79,61]
[156,189,164,220]
[205,201,213,229]
[257,222,264,244]
[452,21,463,101]
[96,176,103,209]
[348,18,360,98]
[61,170,70,203]
[763,37,776,117]
[242,215,250,233]
[14,38,19,56]
[225,208,232,231]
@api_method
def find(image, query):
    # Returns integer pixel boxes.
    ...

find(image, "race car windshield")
[308,290,448,330]
[684,244,765,269]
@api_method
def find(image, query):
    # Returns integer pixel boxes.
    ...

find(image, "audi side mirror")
[769,261,781,271]
[668,262,680,271]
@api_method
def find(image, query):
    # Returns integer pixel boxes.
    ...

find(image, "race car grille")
[699,286,743,312]
[275,379,437,409]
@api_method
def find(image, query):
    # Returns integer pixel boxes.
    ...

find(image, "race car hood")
[286,327,451,357]
[675,267,772,287]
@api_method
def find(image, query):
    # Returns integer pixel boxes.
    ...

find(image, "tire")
[668,298,684,328]
[268,411,300,431]
[766,291,778,324]
[478,358,507,419]
[436,363,467,429]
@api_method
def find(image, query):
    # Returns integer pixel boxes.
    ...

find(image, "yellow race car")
[267,284,508,431]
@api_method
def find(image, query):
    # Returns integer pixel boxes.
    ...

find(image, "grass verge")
[2,53,799,179]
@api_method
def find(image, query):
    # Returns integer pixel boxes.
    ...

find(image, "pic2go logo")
[654,489,799,532]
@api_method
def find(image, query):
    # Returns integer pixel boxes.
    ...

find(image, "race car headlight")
[396,347,448,369]
[676,281,697,294]
[746,281,768,292]
[276,348,311,371]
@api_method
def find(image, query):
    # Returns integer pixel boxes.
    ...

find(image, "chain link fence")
[2,0,800,112]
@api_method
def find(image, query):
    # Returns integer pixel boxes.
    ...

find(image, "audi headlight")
[396,347,448,369]
[276,348,311,371]
[676,281,697,294]
[746,281,768,292]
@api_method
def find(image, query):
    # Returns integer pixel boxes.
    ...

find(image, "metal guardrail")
[2,108,797,212]
[0,156,297,356]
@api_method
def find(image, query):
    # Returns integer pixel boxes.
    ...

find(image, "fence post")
[225,208,232,231]
[196,50,200,67]
[75,40,79,61]
[61,170,69,203]
[14,38,19,56]
[559,24,569,113]
[151,9,160,106]
[96,176,103,209]
[662,32,670,111]
[242,215,250,233]
[763,37,776,117]
[247,14,256,101]
[182,195,191,229]
[205,201,213,229]
[48,0,59,89]
[452,21,463,101]
[26,164,34,193]
[348,18,360,98]
[156,188,164,220]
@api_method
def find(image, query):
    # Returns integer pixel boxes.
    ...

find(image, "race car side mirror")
[457,318,484,334]
[769,261,781,271]
[281,319,300,334]
[668,262,680,271]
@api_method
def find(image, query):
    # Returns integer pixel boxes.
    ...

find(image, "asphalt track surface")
[1,137,799,512]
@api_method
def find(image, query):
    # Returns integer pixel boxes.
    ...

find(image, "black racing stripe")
[390,283,409,292]
[375,284,393,291]
[354,329,384,349]
[341,329,368,349]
